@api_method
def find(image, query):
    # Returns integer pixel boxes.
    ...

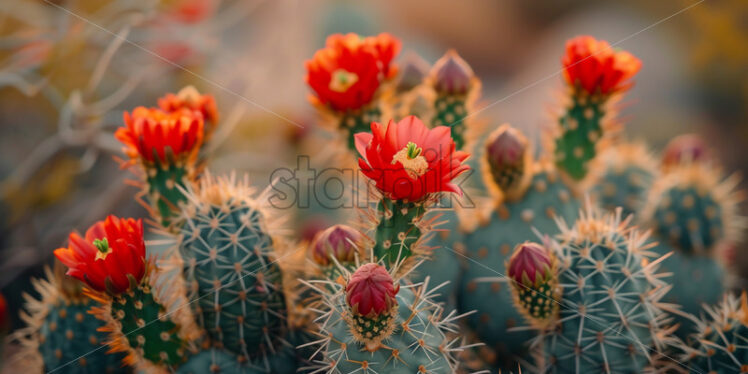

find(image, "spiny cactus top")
[15,266,129,374]
[529,204,676,373]
[588,141,658,218]
[677,291,748,374]
[176,173,290,363]
[507,242,560,329]
[432,49,475,95]
[561,35,641,96]
[305,33,400,112]
[644,163,743,254]
[158,85,219,135]
[53,215,146,295]
[553,35,641,180]
[306,263,465,373]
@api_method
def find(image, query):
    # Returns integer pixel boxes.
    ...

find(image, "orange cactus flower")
[158,86,219,127]
[562,35,641,96]
[116,106,204,165]
[305,33,401,112]
[54,216,146,294]
[355,115,470,202]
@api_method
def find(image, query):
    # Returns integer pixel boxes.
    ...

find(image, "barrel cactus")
[524,205,676,373]
[677,291,748,373]
[304,262,467,373]
[16,266,129,374]
[643,162,743,338]
[175,173,293,369]
[459,125,580,370]
[588,142,658,219]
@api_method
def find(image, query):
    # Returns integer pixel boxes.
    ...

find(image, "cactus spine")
[176,173,293,369]
[529,205,675,373]
[677,291,748,373]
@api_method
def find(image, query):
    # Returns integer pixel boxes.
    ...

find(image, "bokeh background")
[1,0,746,337]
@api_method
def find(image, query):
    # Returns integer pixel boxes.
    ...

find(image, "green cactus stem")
[554,94,606,180]
[340,106,381,152]
[372,198,427,268]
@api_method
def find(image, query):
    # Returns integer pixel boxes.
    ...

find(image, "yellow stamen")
[392,143,429,179]
[329,69,359,93]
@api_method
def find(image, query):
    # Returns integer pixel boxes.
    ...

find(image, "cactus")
[642,163,743,338]
[16,267,129,374]
[552,36,641,180]
[176,173,293,368]
[304,263,467,373]
[305,33,401,153]
[427,50,479,150]
[676,291,748,374]
[587,142,658,219]
[116,105,206,229]
[528,205,675,373]
[176,347,299,374]
[458,125,580,370]
[89,263,199,371]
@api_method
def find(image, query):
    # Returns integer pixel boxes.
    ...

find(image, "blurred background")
[0,0,746,334]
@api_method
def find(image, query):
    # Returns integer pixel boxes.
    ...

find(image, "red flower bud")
[484,125,529,194]
[432,50,474,95]
[508,242,553,287]
[310,225,363,266]
[346,263,399,317]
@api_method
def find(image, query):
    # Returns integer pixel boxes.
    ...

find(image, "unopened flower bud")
[432,50,474,95]
[310,225,363,266]
[662,134,709,170]
[485,125,529,194]
[346,263,399,318]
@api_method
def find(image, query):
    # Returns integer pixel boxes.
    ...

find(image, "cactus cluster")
[8,30,747,374]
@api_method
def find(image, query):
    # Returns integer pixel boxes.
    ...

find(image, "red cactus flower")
[158,86,219,126]
[562,35,641,96]
[432,50,474,95]
[54,216,146,294]
[116,106,204,165]
[346,263,399,317]
[662,134,710,169]
[508,242,553,287]
[355,115,470,202]
[311,225,363,266]
[305,33,401,112]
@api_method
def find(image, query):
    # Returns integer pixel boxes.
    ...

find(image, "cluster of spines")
[301,269,470,374]
[530,205,677,373]
[175,173,291,364]
[15,267,129,373]
[676,291,748,373]
[644,163,744,255]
